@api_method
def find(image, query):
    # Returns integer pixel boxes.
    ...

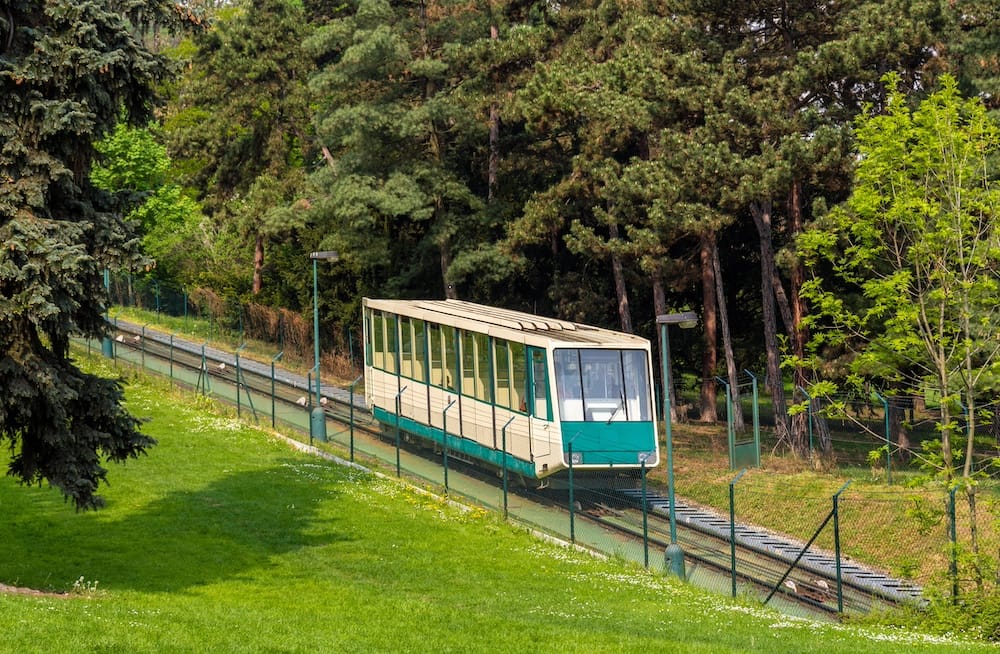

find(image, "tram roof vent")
[418,300,580,332]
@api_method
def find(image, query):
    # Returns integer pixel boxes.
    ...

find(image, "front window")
[554,349,651,422]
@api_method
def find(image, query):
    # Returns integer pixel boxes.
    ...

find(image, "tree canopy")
[0,1,200,509]
[7,0,1000,501]
[800,73,1000,481]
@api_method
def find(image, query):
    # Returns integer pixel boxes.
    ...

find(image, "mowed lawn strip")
[0,357,987,653]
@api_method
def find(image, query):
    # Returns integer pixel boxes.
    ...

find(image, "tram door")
[526,347,553,457]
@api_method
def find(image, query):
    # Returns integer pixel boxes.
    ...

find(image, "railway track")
[563,488,922,615]
[103,320,375,431]
[99,319,924,617]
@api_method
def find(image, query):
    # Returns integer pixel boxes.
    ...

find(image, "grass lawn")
[0,356,990,653]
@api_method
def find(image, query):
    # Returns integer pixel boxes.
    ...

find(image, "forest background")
[117,0,1000,465]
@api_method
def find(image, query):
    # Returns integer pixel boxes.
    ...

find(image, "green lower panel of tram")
[559,420,657,466]
[373,407,538,478]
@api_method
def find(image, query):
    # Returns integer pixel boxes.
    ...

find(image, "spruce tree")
[0,2,199,509]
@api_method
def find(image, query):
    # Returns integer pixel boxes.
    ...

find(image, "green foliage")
[92,124,169,193]
[0,1,200,508]
[800,73,1000,480]
[305,0,497,307]
[92,123,206,283]
[166,0,316,296]
[861,592,1000,643]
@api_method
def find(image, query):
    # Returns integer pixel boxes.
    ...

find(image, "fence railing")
[84,324,999,620]
[106,272,360,381]
[101,276,1000,612]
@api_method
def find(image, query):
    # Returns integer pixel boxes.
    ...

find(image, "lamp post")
[310,250,339,443]
[102,268,114,358]
[657,310,698,579]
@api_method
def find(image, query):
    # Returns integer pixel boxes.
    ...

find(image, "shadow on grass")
[0,458,359,593]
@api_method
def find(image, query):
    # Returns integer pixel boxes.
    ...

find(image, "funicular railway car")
[363,298,660,484]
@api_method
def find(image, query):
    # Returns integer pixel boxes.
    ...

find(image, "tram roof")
[364,298,649,347]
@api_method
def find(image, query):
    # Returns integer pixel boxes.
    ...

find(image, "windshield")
[553,349,651,422]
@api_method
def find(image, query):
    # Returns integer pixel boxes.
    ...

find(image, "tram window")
[622,349,651,421]
[364,309,373,367]
[554,348,651,422]
[400,317,413,378]
[580,350,622,399]
[461,330,475,397]
[510,342,527,413]
[475,332,491,402]
[530,349,550,420]
[442,324,457,389]
[385,315,397,374]
[554,350,584,421]
[554,350,583,398]
[412,319,426,382]
[429,323,442,386]
[372,311,385,370]
[495,340,511,408]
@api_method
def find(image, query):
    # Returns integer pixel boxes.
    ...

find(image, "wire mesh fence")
[106,273,360,382]
[96,282,1000,616]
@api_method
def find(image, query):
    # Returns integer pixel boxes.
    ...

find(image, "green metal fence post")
[729,468,748,598]
[271,352,283,429]
[568,441,575,544]
[443,398,457,492]
[394,386,407,477]
[833,480,852,614]
[197,342,209,395]
[169,334,174,387]
[501,416,516,520]
[102,269,114,358]
[716,377,734,469]
[950,485,959,604]
[641,455,650,568]
[349,375,363,462]
[235,343,245,419]
[744,370,761,467]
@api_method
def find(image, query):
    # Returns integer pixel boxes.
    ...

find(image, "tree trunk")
[699,233,718,422]
[652,273,666,318]
[252,231,264,295]
[651,273,679,422]
[750,199,791,447]
[890,401,911,463]
[441,239,457,299]
[487,23,499,202]
[771,269,794,335]
[609,222,633,333]
[712,241,744,431]
[787,179,810,456]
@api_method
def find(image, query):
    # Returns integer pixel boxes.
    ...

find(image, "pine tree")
[165,0,316,298]
[0,1,200,509]
[306,0,493,301]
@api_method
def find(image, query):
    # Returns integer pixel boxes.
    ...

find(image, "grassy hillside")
[0,355,988,653]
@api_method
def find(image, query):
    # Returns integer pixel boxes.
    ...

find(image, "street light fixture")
[657,310,698,579]
[310,250,339,443]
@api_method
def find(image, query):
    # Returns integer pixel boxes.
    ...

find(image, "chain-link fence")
[106,273,360,382]
[86,322,1000,621]
[100,278,1000,617]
